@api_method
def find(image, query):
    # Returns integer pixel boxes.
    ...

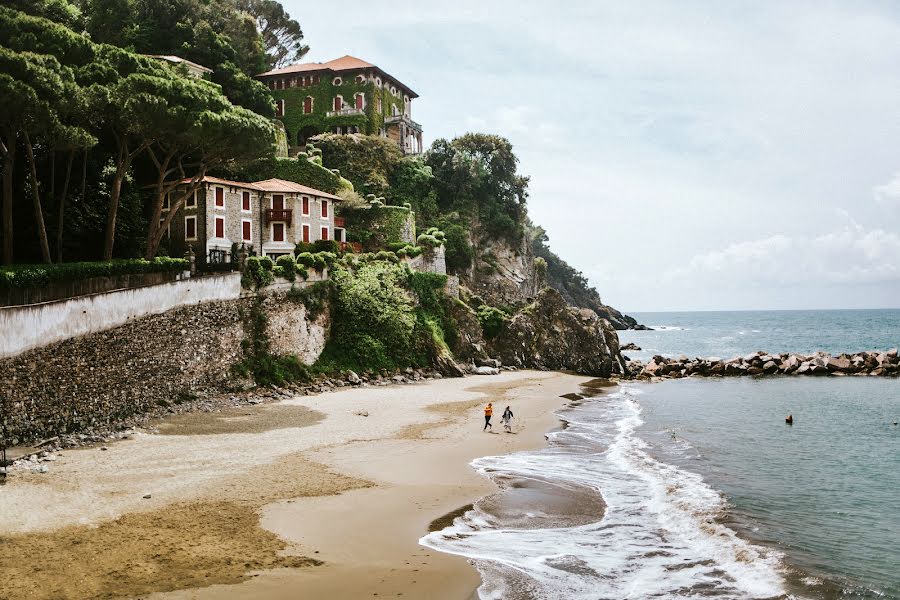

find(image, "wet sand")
[0,370,590,600]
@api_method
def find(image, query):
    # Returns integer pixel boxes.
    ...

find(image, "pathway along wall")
[0,289,329,446]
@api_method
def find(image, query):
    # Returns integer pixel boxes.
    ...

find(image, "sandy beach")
[0,370,591,600]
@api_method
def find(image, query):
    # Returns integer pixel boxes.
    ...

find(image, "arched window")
[333,76,342,85]
[333,96,343,112]
[303,96,313,114]
[355,92,365,110]
[356,74,365,84]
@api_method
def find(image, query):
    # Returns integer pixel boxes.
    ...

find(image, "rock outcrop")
[489,288,626,377]
[630,349,900,379]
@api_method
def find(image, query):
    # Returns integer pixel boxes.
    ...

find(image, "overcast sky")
[284,0,900,312]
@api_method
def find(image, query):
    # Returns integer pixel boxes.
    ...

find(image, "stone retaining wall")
[0,290,327,446]
[0,273,242,359]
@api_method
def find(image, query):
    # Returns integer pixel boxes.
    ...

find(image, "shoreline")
[0,370,591,600]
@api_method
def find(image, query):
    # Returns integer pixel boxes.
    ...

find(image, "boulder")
[473,366,500,376]
[826,357,851,372]
[621,342,642,351]
[475,358,502,369]
[489,289,620,377]
[346,370,361,385]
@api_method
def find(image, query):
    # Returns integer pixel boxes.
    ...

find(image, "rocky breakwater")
[490,288,627,377]
[630,349,900,379]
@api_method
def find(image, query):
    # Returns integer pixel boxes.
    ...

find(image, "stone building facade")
[163,176,344,262]
[257,55,423,155]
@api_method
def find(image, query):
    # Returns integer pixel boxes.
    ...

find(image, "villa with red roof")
[257,55,423,155]
[161,176,344,262]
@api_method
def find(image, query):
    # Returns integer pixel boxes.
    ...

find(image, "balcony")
[384,113,422,132]
[326,107,366,118]
[265,209,292,223]
[334,216,346,228]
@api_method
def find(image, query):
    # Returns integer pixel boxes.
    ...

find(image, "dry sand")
[0,370,591,600]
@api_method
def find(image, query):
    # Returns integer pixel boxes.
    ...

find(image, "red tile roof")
[180,175,261,190]
[252,178,343,200]
[257,54,418,98]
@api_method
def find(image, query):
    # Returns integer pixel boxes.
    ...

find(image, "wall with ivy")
[270,75,406,146]
[235,155,352,195]
[344,203,416,248]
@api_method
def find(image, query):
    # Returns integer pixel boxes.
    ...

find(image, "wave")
[420,388,790,599]
[650,325,689,331]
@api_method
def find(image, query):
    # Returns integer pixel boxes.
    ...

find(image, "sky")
[283,0,900,312]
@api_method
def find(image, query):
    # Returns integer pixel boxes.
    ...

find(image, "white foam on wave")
[421,387,790,599]
[650,325,689,331]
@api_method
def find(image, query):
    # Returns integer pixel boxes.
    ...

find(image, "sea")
[421,309,900,599]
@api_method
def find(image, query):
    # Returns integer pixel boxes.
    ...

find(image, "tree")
[425,134,529,242]
[235,0,308,68]
[131,75,274,258]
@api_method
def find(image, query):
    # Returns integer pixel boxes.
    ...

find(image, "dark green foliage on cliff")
[311,133,403,195]
[425,134,528,242]
[476,304,509,339]
[440,221,474,273]
[316,261,418,371]
[315,262,456,373]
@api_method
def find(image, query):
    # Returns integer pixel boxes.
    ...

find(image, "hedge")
[0,257,188,289]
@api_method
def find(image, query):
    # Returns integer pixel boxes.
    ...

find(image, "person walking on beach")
[501,406,514,432]
[483,403,493,431]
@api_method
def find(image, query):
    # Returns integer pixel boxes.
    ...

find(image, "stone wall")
[0,289,328,445]
[405,245,446,275]
[0,273,242,360]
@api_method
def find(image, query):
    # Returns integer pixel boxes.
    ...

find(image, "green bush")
[295,252,315,268]
[0,257,188,289]
[296,264,309,280]
[276,255,296,281]
[313,239,341,254]
[477,304,509,339]
[243,256,275,289]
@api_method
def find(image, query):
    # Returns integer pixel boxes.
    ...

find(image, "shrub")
[0,257,188,289]
[313,239,341,254]
[243,256,274,289]
[295,252,315,268]
[477,304,509,339]
[294,241,315,255]
[276,255,296,281]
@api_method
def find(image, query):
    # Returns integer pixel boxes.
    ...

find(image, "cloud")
[874,172,900,207]
[665,222,900,288]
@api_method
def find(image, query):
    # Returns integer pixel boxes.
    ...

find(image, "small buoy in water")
[785,415,793,425]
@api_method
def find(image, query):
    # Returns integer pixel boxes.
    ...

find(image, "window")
[356,74,365,84]
[302,223,310,243]
[215,216,224,238]
[215,187,224,207]
[390,86,397,96]
[272,194,284,210]
[332,76,342,85]
[162,193,170,211]
[321,199,329,218]
[320,226,329,241]
[185,216,197,240]
[242,191,251,212]
[276,99,285,117]
[355,92,364,110]
[333,96,343,111]
[186,189,197,208]
[272,222,285,242]
[301,196,310,215]
[303,96,313,114]
[376,96,382,113]
[159,217,170,238]
[375,77,381,87]
[242,219,252,242]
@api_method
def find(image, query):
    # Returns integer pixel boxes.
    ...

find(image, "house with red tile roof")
[257,55,423,155]
[162,176,344,262]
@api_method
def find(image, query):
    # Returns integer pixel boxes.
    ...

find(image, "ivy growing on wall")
[269,75,405,146]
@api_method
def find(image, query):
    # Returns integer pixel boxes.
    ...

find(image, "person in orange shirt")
[483,403,493,431]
